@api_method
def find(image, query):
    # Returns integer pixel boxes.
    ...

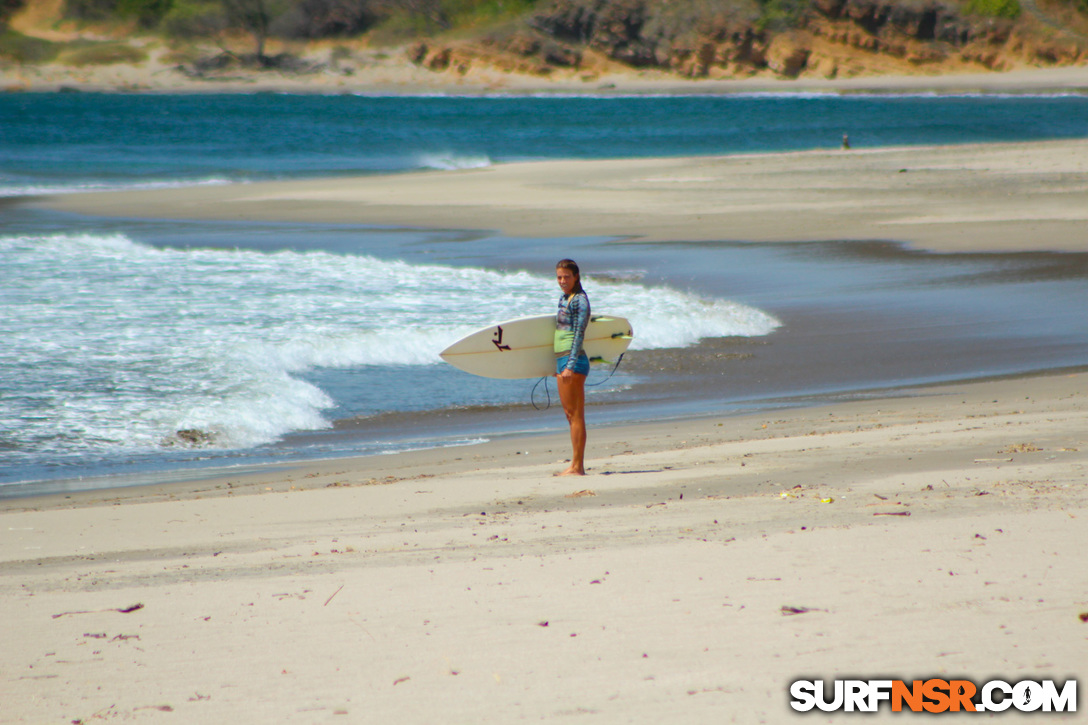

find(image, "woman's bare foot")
[554,466,586,477]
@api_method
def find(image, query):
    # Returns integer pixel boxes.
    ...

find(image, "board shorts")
[556,352,590,376]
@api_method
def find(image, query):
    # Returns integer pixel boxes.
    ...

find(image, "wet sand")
[4,139,1088,721]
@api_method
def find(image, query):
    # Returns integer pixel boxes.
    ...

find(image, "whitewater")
[0,231,779,484]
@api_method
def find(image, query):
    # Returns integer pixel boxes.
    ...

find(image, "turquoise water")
[3,92,1088,493]
[3,92,1088,194]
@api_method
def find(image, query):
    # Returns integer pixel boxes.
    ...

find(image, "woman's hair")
[556,258,585,294]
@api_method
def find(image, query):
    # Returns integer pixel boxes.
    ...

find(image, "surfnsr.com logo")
[789,679,1077,713]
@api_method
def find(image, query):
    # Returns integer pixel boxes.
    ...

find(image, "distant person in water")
[554,259,590,476]
[842,133,851,150]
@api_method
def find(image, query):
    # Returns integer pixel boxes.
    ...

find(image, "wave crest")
[1,232,779,458]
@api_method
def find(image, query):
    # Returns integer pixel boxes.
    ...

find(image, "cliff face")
[409,0,1088,80]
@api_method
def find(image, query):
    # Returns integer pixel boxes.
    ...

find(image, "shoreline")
[2,363,1084,509]
[35,137,1088,254]
[6,360,1088,503]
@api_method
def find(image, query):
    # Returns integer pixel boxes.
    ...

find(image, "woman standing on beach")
[555,259,590,476]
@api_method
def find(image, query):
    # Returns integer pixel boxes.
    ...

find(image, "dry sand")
[3,40,1088,96]
[5,137,1088,721]
[2,374,1087,722]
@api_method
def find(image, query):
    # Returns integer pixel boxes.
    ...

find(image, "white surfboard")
[440,314,634,379]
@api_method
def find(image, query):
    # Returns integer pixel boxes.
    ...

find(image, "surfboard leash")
[531,376,553,410]
[530,352,627,410]
[586,352,626,388]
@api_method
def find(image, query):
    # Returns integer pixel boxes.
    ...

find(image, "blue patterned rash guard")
[555,291,590,371]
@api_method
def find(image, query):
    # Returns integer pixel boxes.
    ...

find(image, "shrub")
[756,0,808,31]
[160,0,226,37]
[65,0,119,22]
[367,0,542,43]
[270,0,384,39]
[58,41,149,64]
[965,0,1021,19]
[66,0,173,27]
[118,0,175,26]
[440,0,539,27]
[0,29,61,62]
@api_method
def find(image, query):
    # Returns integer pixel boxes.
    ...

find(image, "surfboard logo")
[491,326,511,352]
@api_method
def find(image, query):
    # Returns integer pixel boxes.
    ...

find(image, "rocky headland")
[411,0,1088,82]
[2,0,1088,92]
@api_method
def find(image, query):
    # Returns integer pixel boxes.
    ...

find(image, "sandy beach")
[40,137,1088,253]
[4,44,1088,96]
[5,134,1088,721]
[3,373,1087,722]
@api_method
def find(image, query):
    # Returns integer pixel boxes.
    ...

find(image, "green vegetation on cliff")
[36,0,544,40]
[66,0,173,26]
[3,0,1087,78]
[0,28,59,62]
[0,28,148,64]
[756,0,808,31]
[966,0,1021,19]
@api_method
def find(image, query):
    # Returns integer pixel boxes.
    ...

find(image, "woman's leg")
[556,372,587,475]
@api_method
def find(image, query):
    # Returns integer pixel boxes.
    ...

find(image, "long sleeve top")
[555,291,590,371]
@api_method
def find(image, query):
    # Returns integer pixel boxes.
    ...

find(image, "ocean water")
[4,92,1088,195]
[3,92,1088,492]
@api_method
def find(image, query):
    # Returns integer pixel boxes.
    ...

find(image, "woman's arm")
[563,293,590,371]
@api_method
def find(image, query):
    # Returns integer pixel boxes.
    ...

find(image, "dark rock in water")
[167,429,216,447]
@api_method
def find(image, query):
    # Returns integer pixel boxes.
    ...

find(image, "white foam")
[416,152,492,171]
[0,233,779,458]
[0,177,234,198]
